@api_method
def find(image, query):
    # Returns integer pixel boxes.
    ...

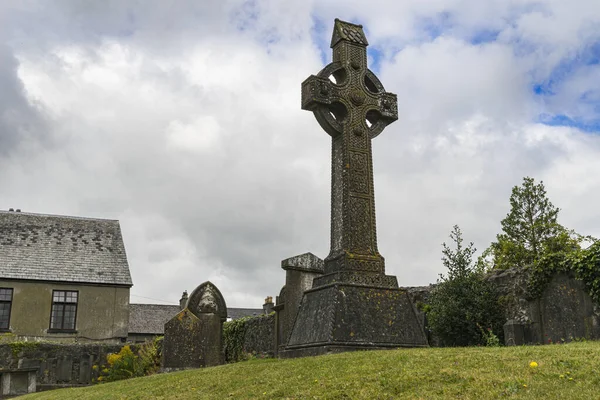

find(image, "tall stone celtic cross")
[302,19,398,278]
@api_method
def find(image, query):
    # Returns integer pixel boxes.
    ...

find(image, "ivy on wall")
[526,240,600,304]
[223,313,274,363]
[574,241,600,305]
[223,316,252,362]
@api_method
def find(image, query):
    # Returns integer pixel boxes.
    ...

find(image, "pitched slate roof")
[0,210,132,286]
[228,308,264,320]
[129,304,180,334]
[128,304,264,335]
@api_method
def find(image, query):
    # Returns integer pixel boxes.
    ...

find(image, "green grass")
[24,342,600,399]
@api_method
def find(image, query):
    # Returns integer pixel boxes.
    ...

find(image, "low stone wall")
[241,313,275,358]
[402,270,600,346]
[487,269,600,344]
[0,342,127,391]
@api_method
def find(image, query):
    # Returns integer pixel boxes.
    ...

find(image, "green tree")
[427,226,504,346]
[489,177,571,269]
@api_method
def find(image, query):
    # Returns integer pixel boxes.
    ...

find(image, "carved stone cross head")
[301,19,398,140]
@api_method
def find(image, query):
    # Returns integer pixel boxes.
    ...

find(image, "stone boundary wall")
[403,269,600,346]
[0,342,128,391]
[239,313,275,359]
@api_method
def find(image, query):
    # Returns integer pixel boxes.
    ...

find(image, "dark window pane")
[51,291,77,330]
[51,304,63,329]
[64,315,75,330]
[68,292,77,302]
[0,288,12,301]
[0,303,9,328]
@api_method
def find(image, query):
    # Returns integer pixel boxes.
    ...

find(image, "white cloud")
[165,116,222,153]
[1,0,600,308]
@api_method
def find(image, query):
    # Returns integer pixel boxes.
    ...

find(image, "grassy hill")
[23,341,600,399]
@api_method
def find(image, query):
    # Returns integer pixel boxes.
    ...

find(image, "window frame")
[0,288,13,332]
[48,290,79,333]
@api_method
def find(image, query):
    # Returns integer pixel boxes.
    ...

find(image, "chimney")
[179,290,188,310]
[263,296,274,314]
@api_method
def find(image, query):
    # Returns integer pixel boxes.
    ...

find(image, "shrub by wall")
[223,313,274,362]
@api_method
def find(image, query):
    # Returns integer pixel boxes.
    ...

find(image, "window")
[0,288,13,331]
[49,290,78,331]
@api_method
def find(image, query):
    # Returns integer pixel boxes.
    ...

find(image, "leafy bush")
[101,345,136,382]
[427,226,505,346]
[97,337,162,383]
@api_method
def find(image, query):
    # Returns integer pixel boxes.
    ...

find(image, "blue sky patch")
[310,15,330,64]
[470,30,500,45]
[417,12,453,41]
[539,113,600,133]
[533,40,600,132]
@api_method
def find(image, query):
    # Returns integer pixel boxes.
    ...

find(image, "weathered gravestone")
[0,368,37,397]
[282,19,428,357]
[162,281,227,370]
[274,253,324,353]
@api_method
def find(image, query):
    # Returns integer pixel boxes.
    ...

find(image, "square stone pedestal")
[281,280,428,358]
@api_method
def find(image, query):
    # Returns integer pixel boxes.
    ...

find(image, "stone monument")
[162,281,227,370]
[274,253,324,354]
[282,19,428,357]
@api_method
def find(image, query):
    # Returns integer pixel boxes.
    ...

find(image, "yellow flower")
[529,361,538,368]
[97,376,103,382]
[523,384,527,388]
[560,374,565,379]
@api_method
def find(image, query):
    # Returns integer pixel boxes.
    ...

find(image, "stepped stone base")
[281,281,428,358]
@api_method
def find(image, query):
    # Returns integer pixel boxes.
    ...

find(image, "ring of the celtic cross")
[312,62,390,139]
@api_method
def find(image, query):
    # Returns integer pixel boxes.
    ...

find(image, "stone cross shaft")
[301,19,398,276]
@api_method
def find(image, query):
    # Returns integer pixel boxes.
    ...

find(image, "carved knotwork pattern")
[349,123,368,149]
[349,151,369,194]
[346,259,382,272]
[348,196,371,253]
[313,272,398,288]
[349,45,366,70]
[333,45,347,64]
[379,93,398,121]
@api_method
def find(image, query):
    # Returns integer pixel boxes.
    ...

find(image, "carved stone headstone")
[277,253,324,351]
[282,19,428,357]
[0,368,37,397]
[162,281,227,370]
[503,320,525,346]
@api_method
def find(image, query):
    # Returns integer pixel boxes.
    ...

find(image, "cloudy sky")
[1,1,600,307]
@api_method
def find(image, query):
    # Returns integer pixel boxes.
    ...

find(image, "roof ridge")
[0,210,119,222]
